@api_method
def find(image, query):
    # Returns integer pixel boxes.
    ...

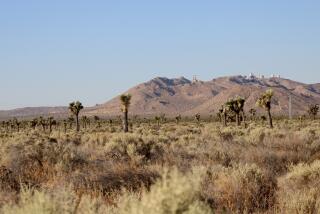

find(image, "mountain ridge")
[1,75,320,119]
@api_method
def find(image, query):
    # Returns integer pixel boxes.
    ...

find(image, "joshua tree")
[13,118,21,132]
[47,117,56,133]
[38,116,47,131]
[69,101,84,132]
[69,101,83,132]
[307,104,319,120]
[160,113,166,123]
[81,116,90,129]
[175,114,182,124]
[94,115,100,122]
[29,118,38,130]
[63,120,68,133]
[94,116,101,128]
[4,121,9,132]
[120,94,132,133]
[195,113,201,124]
[109,119,113,125]
[68,116,75,129]
[225,96,246,126]
[217,106,224,123]
[155,116,161,128]
[1,121,5,129]
[218,105,229,126]
[249,108,257,121]
[256,89,274,128]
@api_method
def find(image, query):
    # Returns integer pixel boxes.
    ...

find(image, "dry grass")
[0,119,319,213]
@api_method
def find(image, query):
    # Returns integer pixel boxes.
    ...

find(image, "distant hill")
[1,75,320,119]
[85,75,320,117]
[0,107,68,120]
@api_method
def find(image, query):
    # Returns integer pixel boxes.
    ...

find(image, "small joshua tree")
[69,101,84,132]
[155,116,161,128]
[120,94,132,133]
[1,121,5,129]
[249,108,257,121]
[13,118,20,132]
[68,116,75,129]
[39,116,47,131]
[94,116,101,128]
[29,118,38,130]
[218,105,229,126]
[195,113,201,124]
[81,116,90,129]
[63,120,68,133]
[175,114,182,124]
[307,104,319,120]
[160,113,166,123]
[217,106,224,123]
[256,89,274,128]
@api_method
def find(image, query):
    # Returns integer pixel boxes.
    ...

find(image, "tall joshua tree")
[47,117,56,133]
[120,94,132,133]
[307,104,319,120]
[69,101,84,132]
[256,89,274,128]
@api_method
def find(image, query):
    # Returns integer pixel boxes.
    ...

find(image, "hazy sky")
[1,0,320,110]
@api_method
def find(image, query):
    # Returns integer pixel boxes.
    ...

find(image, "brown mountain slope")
[85,75,320,117]
[1,75,319,119]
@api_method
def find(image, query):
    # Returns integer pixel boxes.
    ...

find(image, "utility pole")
[289,94,292,120]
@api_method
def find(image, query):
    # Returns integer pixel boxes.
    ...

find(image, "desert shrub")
[0,166,20,192]
[277,160,320,213]
[105,134,165,164]
[68,165,159,196]
[1,137,88,186]
[0,120,320,213]
[202,163,277,213]
[1,186,107,214]
[107,167,212,214]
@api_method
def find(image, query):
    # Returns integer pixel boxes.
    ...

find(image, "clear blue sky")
[1,0,319,110]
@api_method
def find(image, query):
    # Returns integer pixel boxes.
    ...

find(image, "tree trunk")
[236,113,240,126]
[123,110,129,132]
[76,115,80,132]
[242,111,247,128]
[223,112,227,126]
[267,109,273,128]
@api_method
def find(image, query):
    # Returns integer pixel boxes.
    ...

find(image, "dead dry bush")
[202,164,277,213]
[276,160,320,213]
[68,165,159,196]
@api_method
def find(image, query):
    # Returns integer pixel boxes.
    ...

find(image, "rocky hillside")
[1,75,320,119]
[85,75,320,117]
